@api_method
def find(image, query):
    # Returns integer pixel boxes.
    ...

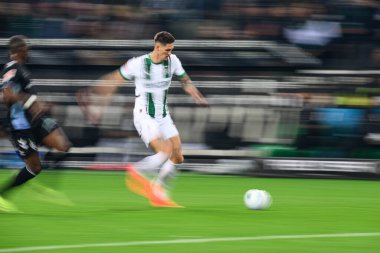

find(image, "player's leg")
[147,116,184,207]
[146,135,184,208]
[35,119,71,177]
[156,115,183,188]
[40,121,72,152]
[150,135,183,206]
[126,112,173,200]
[0,130,42,200]
[127,110,185,207]
[41,127,72,167]
[125,138,172,197]
[1,153,42,196]
[132,111,172,172]
[133,138,172,171]
[31,122,73,205]
[156,135,183,188]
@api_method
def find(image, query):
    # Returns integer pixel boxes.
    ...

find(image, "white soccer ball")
[244,189,272,210]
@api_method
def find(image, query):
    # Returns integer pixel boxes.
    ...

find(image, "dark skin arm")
[2,86,48,122]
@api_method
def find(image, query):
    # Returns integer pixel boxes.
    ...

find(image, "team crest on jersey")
[17,138,29,150]
[2,69,17,82]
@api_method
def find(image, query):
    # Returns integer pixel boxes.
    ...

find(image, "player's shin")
[0,166,37,197]
[134,152,169,173]
[156,159,177,189]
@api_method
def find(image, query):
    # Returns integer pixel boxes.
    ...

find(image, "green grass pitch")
[0,169,380,253]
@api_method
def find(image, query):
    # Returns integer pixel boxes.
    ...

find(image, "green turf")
[0,169,380,253]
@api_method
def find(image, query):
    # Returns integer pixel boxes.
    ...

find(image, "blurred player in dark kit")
[0,35,72,212]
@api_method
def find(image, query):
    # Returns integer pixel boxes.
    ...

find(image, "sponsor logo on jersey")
[17,138,29,150]
[144,80,171,88]
[29,140,37,151]
[2,69,17,82]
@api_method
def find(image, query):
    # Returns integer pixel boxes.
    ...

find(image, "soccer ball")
[244,189,272,210]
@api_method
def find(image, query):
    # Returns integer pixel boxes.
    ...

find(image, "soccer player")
[0,35,72,212]
[78,31,208,207]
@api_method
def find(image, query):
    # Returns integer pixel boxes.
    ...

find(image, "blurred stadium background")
[1,0,380,179]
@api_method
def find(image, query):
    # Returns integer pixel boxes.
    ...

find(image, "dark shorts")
[10,129,38,158]
[11,116,60,158]
[31,116,60,145]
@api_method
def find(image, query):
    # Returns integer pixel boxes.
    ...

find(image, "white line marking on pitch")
[0,232,379,253]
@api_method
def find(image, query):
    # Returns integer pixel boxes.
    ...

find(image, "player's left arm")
[2,82,48,122]
[2,82,18,106]
[178,75,208,106]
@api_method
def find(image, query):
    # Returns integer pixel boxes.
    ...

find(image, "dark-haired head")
[8,35,28,54]
[8,35,28,63]
[154,31,175,46]
[152,31,175,63]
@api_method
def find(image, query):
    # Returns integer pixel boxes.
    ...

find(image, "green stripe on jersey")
[147,93,155,118]
[118,68,130,80]
[163,89,168,117]
[144,58,152,80]
[163,60,170,78]
[177,72,187,78]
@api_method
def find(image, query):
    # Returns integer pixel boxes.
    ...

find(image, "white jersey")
[119,53,186,119]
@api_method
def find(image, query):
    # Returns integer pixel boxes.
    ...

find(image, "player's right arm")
[90,70,125,100]
[2,81,19,106]
[76,69,126,124]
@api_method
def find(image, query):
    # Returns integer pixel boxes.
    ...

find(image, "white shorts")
[133,107,179,147]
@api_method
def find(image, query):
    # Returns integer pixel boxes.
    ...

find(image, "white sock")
[157,159,177,188]
[134,152,169,173]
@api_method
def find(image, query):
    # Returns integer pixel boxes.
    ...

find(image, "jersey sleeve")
[1,65,21,93]
[171,55,187,78]
[118,57,138,80]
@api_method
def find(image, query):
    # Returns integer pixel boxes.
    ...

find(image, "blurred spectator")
[370,47,380,69]
[3,2,37,37]
[295,93,368,158]
[0,1,379,70]
[0,0,378,47]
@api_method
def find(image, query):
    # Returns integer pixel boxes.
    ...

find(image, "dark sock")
[1,167,36,197]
